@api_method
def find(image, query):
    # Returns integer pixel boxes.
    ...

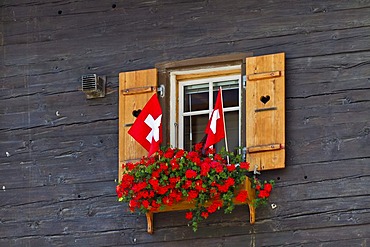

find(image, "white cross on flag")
[204,88,225,149]
[128,94,162,156]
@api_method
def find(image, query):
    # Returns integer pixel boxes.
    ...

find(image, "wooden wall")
[1,0,369,246]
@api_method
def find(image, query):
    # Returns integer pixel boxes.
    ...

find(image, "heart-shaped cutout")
[132,109,142,118]
[260,95,270,104]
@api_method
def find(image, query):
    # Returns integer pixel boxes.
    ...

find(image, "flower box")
[144,178,256,234]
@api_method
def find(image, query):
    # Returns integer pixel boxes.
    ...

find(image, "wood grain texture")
[1,0,370,246]
[118,69,157,180]
[246,53,285,170]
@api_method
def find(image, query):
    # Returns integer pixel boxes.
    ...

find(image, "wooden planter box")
[144,178,256,234]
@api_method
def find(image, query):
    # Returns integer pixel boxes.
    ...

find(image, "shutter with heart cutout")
[246,53,285,171]
[118,68,157,180]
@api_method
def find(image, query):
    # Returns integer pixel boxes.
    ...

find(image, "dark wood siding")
[1,0,369,246]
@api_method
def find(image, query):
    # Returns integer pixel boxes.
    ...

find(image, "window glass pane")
[184,112,239,153]
[213,80,239,108]
[184,84,209,112]
[183,115,208,150]
[214,111,239,153]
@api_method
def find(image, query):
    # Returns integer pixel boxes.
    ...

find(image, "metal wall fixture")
[81,74,106,99]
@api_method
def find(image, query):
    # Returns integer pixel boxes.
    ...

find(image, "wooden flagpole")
[219,87,230,163]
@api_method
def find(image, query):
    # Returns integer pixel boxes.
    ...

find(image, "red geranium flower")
[129,199,139,211]
[125,162,136,171]
[258,190,270,199]
[162,196,173,206]
[142,200,150,208]
[148,190,154,198]
[187,190,199,201]
[116,185,123,198]
[226,164,236,172]
[187,151,201,164]
[185,211,193,220]
[185,169,197,179]
[207,200,222,213]
[239,162,250,170]
[235,190,248,203]
[205,147,215,155]
[214,154,223,161]
[170,159,179,170]
[215,163,223,173]
[194,143,203,152]
[216,183,229,193]
[225,177,235,187]
[138,190,149,199]
[149,178,159,190]
[201,211,209,219]
[182,180,192,189]
[151,200,160,211]
[195,180,206,192]
[200,162,210,176]
[151,169,160,179]
[132,181,147,193]
[157,185,169,195]
[264,183,273,193]
[175,149,185,159]
[164,148,175,158]
[159,162,168,172]
[169,176,180,185]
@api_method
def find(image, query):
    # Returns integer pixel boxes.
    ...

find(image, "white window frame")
[169,65,242,149]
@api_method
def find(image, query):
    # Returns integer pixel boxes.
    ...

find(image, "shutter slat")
[247,143,284,153]
[121,86,157,95]
[247,71,281,81]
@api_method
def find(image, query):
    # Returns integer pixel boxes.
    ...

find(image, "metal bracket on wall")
[157,85,165,98]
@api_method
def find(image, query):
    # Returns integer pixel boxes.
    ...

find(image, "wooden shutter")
[246,53,285,170]
[118,68,157,180]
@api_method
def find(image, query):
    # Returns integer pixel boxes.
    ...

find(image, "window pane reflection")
[184,84,209,112]
[184,115,208,150]
[213,80,239,107]
[184,111,239,152]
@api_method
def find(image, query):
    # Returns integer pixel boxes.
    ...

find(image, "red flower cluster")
[235,190,249,203]
[256,181,273,199]
[251,177,275,207]
[116,144,273,231]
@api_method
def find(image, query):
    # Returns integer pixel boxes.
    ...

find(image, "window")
[170,66,242,152]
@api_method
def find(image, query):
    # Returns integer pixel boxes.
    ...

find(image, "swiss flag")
[128,94,162,156]
[204,88,225,149]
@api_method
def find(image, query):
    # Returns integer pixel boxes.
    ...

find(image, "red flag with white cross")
[128,94,162,156]
[204,88,225,149]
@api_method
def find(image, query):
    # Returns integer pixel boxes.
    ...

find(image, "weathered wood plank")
[223,224,370,247]
[2,0,370,47]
